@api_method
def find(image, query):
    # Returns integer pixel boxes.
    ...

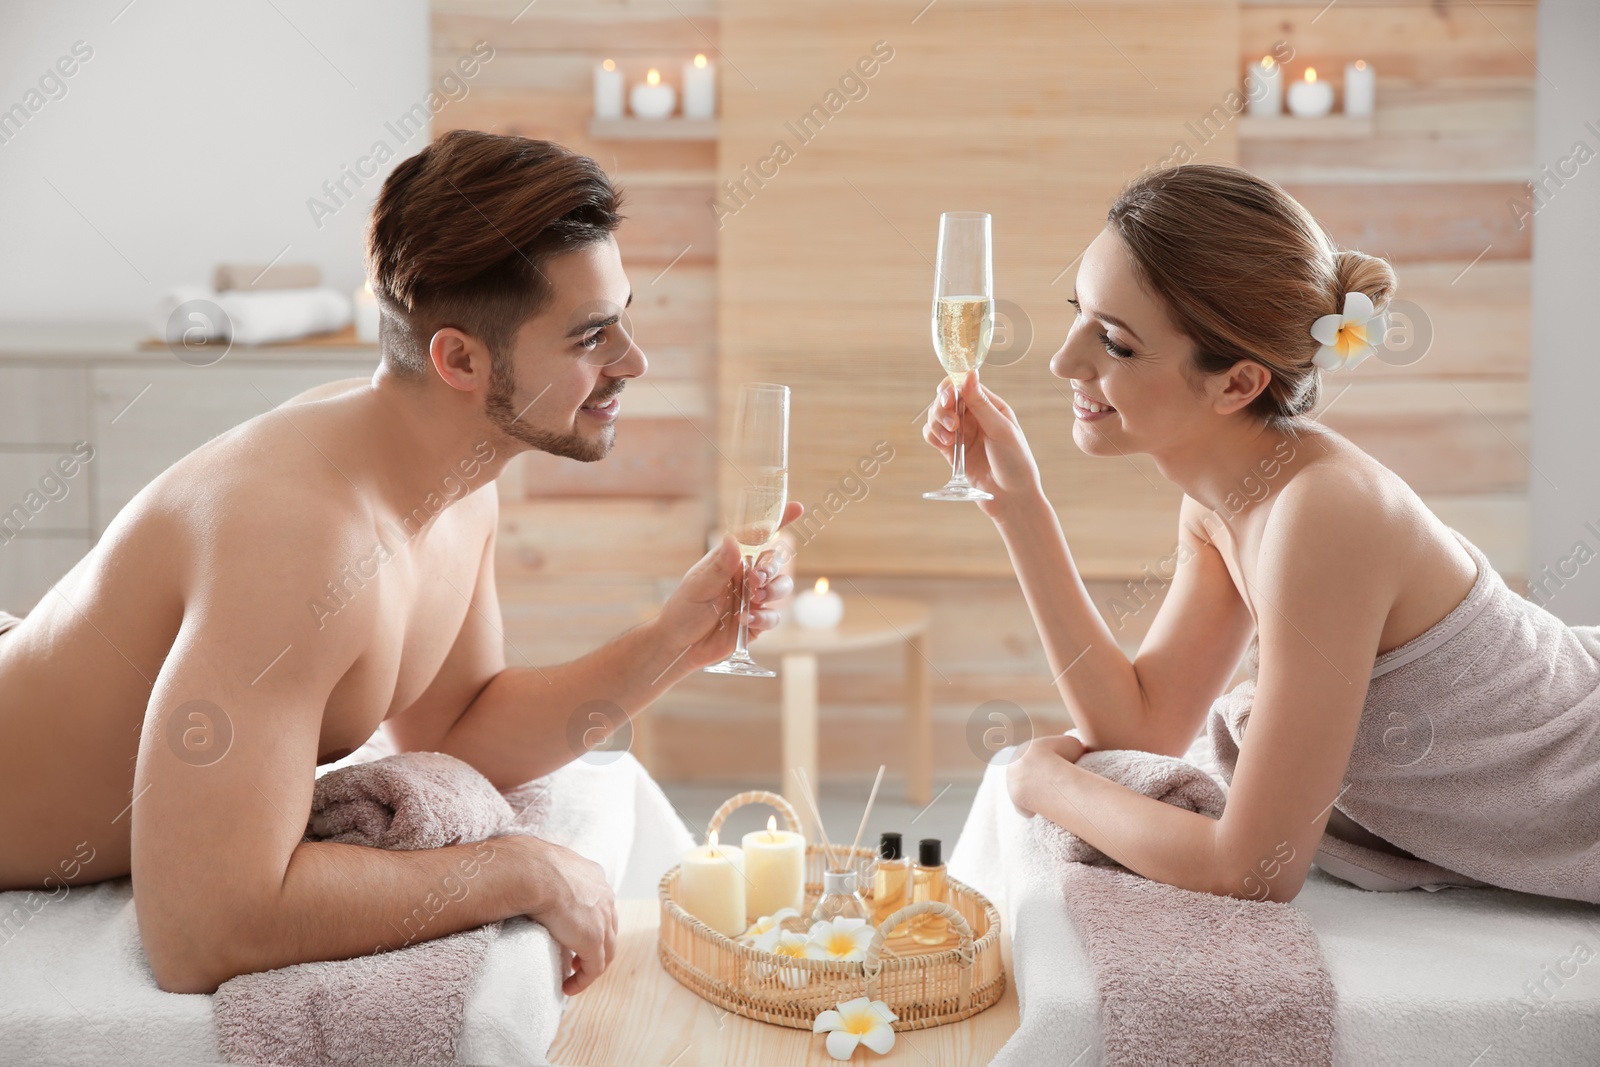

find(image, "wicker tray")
[657,790,1006,1031]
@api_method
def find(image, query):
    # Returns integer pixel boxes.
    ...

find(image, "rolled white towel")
[149,285,352,347]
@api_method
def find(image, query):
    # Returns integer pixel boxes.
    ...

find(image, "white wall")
[0,0,429,322]
[1529,0,1600,624]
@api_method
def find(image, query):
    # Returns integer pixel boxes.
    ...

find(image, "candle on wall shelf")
[593,58,624,120]
[1286,67,1334,119]
[1245,55,1283,117]
[740,815,805,923]
[678,831,746,938]
[793,577,845,629]
[630,68,676,120]
[354,281,379,343]
[683,53,716,119]
[1344,60,1375,117]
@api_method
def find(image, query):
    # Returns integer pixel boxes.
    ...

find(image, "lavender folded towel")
[213,751,549,1067]
[1033,747,1337,1067]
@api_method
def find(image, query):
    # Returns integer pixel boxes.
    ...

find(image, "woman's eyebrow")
[1075,292,1143,346]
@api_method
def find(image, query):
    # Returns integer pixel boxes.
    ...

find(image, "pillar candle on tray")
[1245,55,1282,117]
[741,815,805,923]
[630,68,676,120]
[678,831,745,937]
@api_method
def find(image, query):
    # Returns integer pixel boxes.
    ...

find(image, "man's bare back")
[0,377,492,889]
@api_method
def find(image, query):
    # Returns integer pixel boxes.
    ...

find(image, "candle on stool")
[741,815,805,923]
[630,68,676,120]
[678,831,745,938]
[1245,55,1283,117]
[683,53,716,119]
[1344,59,1375,117]
[593,58,623,119]
[1286,67,1334,119]
[354,281,379,343]
[793,577,844,629]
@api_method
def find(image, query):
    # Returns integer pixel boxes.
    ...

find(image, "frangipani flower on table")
[804,917,875,963]
[738,907,800,943]
[814,996,898,1060]
[1310,290,1388,372]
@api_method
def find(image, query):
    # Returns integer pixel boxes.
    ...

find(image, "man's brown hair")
[366,130,625,377]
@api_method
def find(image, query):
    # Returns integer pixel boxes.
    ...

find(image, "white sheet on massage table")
[949,752,1600,1067]
[0,751,695,1067]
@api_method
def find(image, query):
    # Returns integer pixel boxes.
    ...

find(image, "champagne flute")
[924,211,995,502]
[704,382,790,677]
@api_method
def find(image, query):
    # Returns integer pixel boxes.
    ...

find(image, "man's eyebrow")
[565,291,632,338]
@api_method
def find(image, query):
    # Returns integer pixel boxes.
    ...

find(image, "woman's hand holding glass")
[922,370,1043,521]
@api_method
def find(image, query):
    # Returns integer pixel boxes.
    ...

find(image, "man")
[0,129,800,996]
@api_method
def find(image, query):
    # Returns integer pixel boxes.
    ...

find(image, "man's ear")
[428,328,492,393]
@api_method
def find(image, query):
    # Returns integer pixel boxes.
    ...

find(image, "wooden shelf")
[1237,114,1375,139]
[588,116,718,141]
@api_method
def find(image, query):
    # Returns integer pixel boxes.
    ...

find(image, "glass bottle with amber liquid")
[871,832,912,936]
[910,837,949,946]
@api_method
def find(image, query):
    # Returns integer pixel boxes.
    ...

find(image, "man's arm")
[131,483,612,995]
[394,493,802,791]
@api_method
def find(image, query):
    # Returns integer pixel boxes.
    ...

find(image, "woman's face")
[1048,227,1230,456]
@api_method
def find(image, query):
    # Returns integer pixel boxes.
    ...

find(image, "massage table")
[0,746,696,1066]
[948,745,1600,1066]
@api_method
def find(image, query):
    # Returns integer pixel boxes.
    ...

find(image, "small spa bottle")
[910,837,949,946]
[811,868,870,925]
[871,832,912,934]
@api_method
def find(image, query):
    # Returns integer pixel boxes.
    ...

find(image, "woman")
[924,163,1599,905]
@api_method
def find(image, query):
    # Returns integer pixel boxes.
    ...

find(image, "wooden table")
[748,595,932,837]
[548,899,1019,1066]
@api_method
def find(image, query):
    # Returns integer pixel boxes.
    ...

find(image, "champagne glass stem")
[950,390,968,483]
[732,554,753,658]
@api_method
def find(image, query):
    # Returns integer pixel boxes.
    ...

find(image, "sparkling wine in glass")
[705,382,790,677]
[924,211,995,502]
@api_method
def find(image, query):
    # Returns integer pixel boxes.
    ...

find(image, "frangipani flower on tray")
[1310,290,1388,372]
[737,907,800,943]
[804,917,875,963]
[751,927,811,989]
[814,996,898,1060]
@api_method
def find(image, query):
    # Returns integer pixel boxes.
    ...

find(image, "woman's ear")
[1213,359,1272,415]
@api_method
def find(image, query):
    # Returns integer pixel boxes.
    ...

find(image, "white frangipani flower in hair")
[813,996,898,1060]
[1310,290,1388,371]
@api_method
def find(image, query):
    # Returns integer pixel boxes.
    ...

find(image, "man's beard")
[484,357,616,463]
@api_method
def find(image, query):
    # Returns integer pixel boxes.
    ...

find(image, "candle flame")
[708,829,719,848]
[646,68,661,86]
[1354,59,1367,71]
[363,280,373,294]
[767,814,777,831]
[602,58,616,72]
[1261,55,1274,69]
[694,54,708,68]
[1305,67,1318,83]
[815,577,830,595]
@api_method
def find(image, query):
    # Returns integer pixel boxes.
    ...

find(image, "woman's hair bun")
[1330,248,1397,317]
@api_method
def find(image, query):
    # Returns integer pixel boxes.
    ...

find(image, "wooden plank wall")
[432,0,1537,788]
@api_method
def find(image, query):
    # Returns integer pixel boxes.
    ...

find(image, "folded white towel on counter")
[150,285,351,346]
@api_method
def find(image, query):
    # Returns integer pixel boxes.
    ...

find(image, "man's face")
[484,236,644,461]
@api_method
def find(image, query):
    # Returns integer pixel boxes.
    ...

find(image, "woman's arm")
[1009,475,1395,901]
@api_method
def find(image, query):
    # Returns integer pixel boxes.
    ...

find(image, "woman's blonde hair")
[1106,163,1396,431]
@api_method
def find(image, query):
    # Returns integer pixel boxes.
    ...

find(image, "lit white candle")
[682,53,716,119]
[593,58,623,120]
[1286,67,1334,119]
[741,815,805,923]
[1245,55,1283,117]
[354,281,379,343]
[793,577,844,629]
[678,831,746,938]
[1344,59,1375,117]
[629,68,676,120]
